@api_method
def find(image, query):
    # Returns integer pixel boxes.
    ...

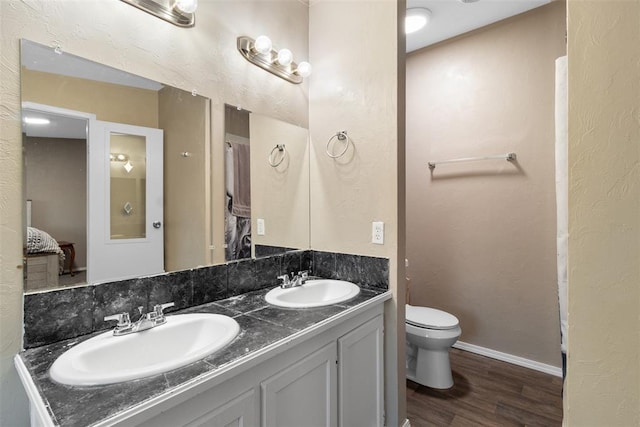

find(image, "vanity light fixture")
[110,153,134,172]
[237,36,312,84]
[119,0,196,27]
[405,8,432,34]
[110,153,130,162]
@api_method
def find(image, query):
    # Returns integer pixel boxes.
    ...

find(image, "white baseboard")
[453,341,563,377]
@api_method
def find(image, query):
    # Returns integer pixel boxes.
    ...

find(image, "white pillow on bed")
[26,227,63,254]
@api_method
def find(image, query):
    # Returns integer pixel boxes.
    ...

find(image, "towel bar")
[428,153,516,170]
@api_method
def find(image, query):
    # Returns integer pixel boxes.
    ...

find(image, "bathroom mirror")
[224,104,310,261]
[21,39,310,292]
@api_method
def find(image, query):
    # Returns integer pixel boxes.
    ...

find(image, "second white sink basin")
[265,279,360,308]
[49,313,240,386]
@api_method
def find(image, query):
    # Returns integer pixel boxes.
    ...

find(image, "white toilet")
[405,304,461,389]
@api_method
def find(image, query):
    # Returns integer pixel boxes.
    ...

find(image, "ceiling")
[406,0,551,53]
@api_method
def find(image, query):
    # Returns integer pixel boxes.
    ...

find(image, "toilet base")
[411,347,454,389]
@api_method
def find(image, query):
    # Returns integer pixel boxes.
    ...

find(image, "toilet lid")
[406,305,459,330]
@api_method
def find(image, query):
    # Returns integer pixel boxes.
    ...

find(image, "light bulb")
[277,48,293,66]
[296,61,312,78]
[254,36,272,54]
[405,8,431,34]
[174,0,197,14]
[117,154,127,161]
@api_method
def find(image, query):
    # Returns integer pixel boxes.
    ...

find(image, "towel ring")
[326,131,351,159]
[268,144,286,167]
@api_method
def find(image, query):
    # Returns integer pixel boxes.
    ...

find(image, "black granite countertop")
[19,286,388,427]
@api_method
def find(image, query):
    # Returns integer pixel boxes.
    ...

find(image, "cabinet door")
[338,315,384,427]
[183,389,257,427]
[261,342,337,427]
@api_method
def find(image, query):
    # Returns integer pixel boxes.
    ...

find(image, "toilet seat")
[406,304,459,330]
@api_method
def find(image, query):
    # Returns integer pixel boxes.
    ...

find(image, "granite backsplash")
[23,250,389,348]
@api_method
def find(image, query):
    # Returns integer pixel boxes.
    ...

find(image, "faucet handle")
[154,302,175,316]
[298,270,309,279]
[277,274,290,288]
[104,312,131,327]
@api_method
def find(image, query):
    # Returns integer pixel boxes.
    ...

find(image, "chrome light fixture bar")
[237,36,311,85]
[119,0,196,27]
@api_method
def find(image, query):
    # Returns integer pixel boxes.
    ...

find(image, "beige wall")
[24,137,87,271]
[405,2,565,367]
[565,1,640,425]
[159,87,210,271]
[21,68,159,128]
[250,114,310,251]
[308,0,404,424]
[1,0,309,424]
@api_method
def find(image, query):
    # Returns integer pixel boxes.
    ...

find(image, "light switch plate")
[257,218,265,236]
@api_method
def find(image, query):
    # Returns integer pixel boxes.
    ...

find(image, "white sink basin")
[49,313,240,386]
[265,279,360,308]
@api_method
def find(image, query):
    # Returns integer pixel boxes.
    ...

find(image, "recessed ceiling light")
[24,117,50,125]
[405,8,432,35]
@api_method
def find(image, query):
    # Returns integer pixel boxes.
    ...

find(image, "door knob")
[153,221,162,229]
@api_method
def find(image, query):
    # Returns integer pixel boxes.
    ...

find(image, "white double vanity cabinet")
[142,310,384,427]
[18,291,389,427]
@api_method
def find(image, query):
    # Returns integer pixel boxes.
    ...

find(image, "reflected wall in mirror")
[224,105,310,262]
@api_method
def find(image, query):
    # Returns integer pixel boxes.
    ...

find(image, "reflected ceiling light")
[237,36,312,84]
[24,117,50,125]
[405,8,432,34]
[119,0,196,27]
[110,153,130,162]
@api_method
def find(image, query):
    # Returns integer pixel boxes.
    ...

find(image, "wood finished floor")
[406,348,563,427]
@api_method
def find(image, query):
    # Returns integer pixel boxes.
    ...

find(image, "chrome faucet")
[278,271,309,289]
[104,302,175,336]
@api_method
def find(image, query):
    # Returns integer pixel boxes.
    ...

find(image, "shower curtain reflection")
[224,105,252,261]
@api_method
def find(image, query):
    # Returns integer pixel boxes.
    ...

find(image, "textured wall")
[565,1,640,425]
[160,87,210,271]
[308,0,403,424]
[0,0,308,424]
[250,114,310,252]
[406,3,565,368]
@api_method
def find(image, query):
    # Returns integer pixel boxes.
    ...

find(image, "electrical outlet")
[372,221,384,245]
[257,218,265,236]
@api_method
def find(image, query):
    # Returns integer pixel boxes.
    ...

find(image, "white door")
[88,120,164,283]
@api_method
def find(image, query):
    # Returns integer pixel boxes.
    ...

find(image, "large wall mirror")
[21,39,310,293]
